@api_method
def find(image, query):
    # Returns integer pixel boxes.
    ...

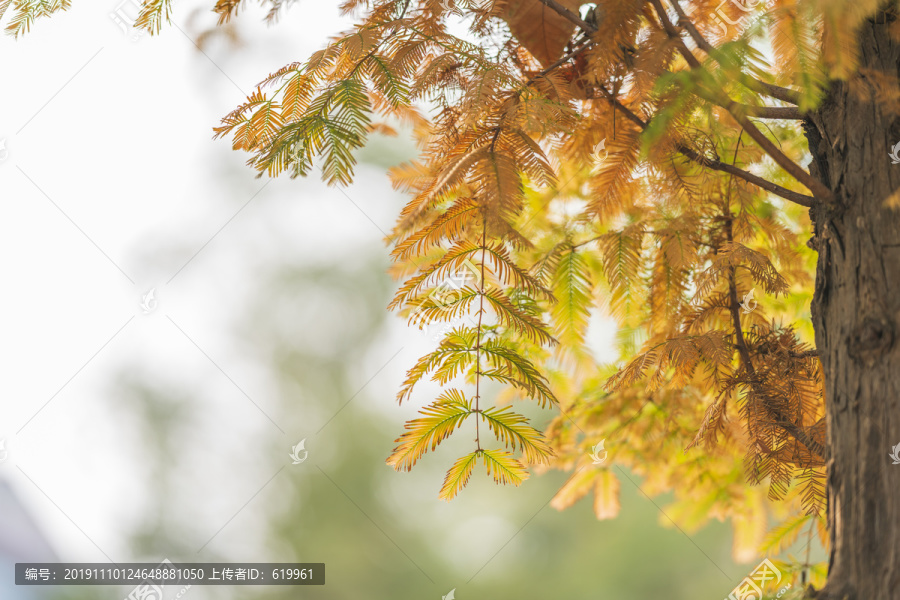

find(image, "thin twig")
[474,214,487,452]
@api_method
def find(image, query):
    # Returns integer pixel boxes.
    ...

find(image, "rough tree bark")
[805,8,900,600]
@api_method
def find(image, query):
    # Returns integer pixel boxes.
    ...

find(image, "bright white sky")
[0,0,382,577]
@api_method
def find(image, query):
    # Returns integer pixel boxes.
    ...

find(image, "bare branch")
[533,0,594,32]
[740,105,802,119]
[724,101,831,198]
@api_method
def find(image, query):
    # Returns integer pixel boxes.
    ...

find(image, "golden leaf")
[499,0,584,67]
[592,470,620,520]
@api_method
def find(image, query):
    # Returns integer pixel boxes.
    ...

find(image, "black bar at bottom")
[16,563,324,585]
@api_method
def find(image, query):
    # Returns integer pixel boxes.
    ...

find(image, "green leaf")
[387,389,472,472]
[480,340,557,406]
[480,448,529,487]
[439,450,478,501]
[761,513,812,554]
[480,406,554,464]
[551,248,591,348]
[481,285,557,345]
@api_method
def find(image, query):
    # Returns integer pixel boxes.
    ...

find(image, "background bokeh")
[0,2,767,599]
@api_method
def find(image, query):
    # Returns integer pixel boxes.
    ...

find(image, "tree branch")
[723,210,826,460]
[534,0,593,32]
[667,0,801,105]
[537,0,801,106]
[739,105,803,119]
[647,0,701,63]
[594,86,816,207]
[754,81,802,106]
[680,145,816,207]
[688,81,802,119]
[532,0,824,202]
[724,100,831,199]
[648,0,831,200]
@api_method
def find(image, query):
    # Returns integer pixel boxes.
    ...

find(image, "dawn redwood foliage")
[10,0,900,598]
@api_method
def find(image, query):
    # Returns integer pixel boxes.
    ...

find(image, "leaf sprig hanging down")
[2,0,71,38]
[212,0,577,498]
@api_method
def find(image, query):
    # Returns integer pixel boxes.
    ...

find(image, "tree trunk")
[805,9,900,600]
